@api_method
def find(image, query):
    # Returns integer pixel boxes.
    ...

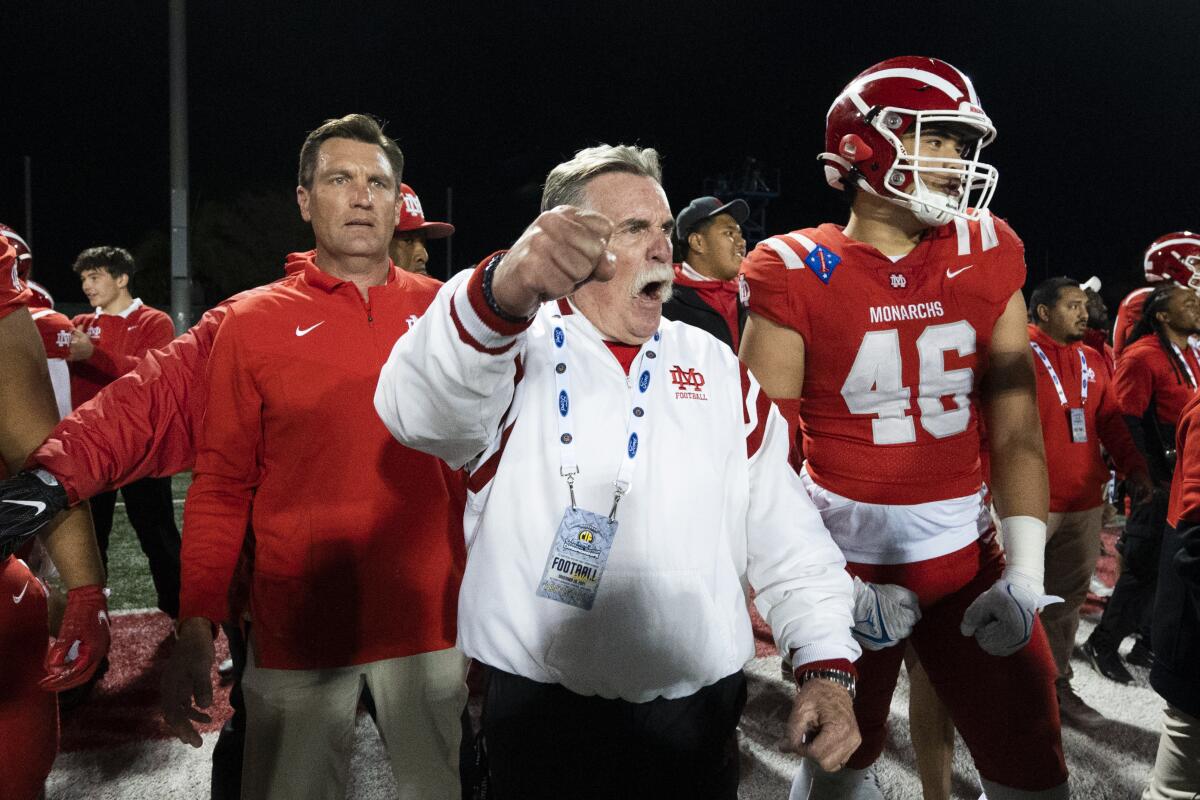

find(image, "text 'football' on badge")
[536,505,619,610]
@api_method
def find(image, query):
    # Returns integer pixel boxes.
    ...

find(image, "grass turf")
[101,472,190,611]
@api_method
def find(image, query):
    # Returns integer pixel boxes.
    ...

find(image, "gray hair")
[541,144,663,212]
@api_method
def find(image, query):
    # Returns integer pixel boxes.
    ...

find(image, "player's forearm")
[985,386,1049,521]
[0,309,60,471]
[41,504,105,588]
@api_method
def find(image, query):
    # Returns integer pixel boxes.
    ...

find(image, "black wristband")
[481,255,531,325]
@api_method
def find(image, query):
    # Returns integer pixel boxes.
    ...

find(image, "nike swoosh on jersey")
[13,581,29,604]
[946,264,974,279]
[3,498,47,514]
[295,321,325,337]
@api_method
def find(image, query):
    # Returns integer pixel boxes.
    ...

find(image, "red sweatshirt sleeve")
[1094,358,1147,477]
[179,307,261,624]
[31,309,222,504]
[1115,350,1154,417]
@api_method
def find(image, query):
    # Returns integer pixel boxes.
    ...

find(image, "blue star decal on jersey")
[804,244,841,284]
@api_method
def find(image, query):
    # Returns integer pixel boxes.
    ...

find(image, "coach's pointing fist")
[490,206,616,319]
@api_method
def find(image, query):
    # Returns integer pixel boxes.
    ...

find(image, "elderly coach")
[375,144,860,799]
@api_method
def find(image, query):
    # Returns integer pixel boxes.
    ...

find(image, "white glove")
[960,572,1062,657]
[851,576,921,650]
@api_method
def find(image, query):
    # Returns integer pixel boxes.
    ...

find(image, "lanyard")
[549,310,662,520]
[1171,343,1198,388]
[1029,342,1088,407]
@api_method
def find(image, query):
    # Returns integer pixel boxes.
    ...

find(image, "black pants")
[1091,490,1167,652]
[90,476,181,618]
[481,666,746,800]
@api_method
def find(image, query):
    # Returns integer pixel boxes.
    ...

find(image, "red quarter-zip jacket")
[181,254,465,669]
[1028,325,1145,512]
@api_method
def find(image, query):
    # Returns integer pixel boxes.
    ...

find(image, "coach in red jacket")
[167,114,466,800]
[1026,277,1151,728]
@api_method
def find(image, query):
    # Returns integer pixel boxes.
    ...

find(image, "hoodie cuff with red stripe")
[450,252,534,355]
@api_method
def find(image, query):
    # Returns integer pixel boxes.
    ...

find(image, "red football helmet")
[0,223,32,282]
[1144,231,1200,289]
[819,56,998,226]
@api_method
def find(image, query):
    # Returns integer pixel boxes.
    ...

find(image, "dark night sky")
[5,1,1200,317]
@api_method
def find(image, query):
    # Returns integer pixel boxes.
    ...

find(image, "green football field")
[101,472,190,611]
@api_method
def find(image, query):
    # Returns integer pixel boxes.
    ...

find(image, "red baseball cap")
[396,183,455,239]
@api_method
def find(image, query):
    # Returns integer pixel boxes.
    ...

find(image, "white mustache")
[629,264,675,302]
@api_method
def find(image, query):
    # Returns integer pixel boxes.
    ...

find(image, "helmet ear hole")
[839,134,873,163]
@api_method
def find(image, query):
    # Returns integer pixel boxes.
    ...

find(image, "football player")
[740,57,1067,799]
[0,237,110,800]
[1113,232,1200,355]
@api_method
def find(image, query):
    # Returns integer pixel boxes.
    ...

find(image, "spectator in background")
[1027,277,1152,727]
[68,245,181,620]
[1085,283,1200,682]
[661,195,748,351]
[1145,390,1200,797]
[390,182,454,276]
[1113,232,1200,356]
[1079,275,1115,374]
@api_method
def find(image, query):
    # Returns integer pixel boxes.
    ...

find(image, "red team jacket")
[740,213,1025,506]
[70,300,176,407]
[1115,334,1200,427]
[1027,324,1145,512]
[181,254,466,670]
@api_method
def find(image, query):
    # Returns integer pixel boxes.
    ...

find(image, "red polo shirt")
[70,299,176,407]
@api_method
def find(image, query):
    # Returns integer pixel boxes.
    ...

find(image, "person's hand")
[490,206,616,318]
[40,584,111,691]
[0,469,70,557]
[781,678,861,771]
[1125,469,1154,507]
[161,617,215,747]
[68,328,94,361]
[851,576,921,650]
[961,573,1062,656]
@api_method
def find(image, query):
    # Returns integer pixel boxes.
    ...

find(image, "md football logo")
[670,365,708,401]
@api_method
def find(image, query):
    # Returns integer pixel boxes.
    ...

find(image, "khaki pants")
[1042,505,1104,681]
[240,645,467,800]
[1143,704,1200,799]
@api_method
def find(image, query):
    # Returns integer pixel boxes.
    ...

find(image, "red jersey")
[1027,325,1145,512]
[30,308,73,360]
[0,239,31,320]
[741,212,1025,505]
[181,255,465,670]
[1115,334,1200,426]
[1113,286,1152,356]
[70,300,175,407]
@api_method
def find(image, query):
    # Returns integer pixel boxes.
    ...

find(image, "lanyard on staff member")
[536,309,663,611]
[1030,341,1089,443]
[1170,342,1198,389]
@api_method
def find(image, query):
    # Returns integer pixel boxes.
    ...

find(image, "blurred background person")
[1085,283,1200,682]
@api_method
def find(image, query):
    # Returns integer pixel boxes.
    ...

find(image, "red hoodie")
[669,263,741,349]
[1028,324,1145,511]
[181,253,464,670]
